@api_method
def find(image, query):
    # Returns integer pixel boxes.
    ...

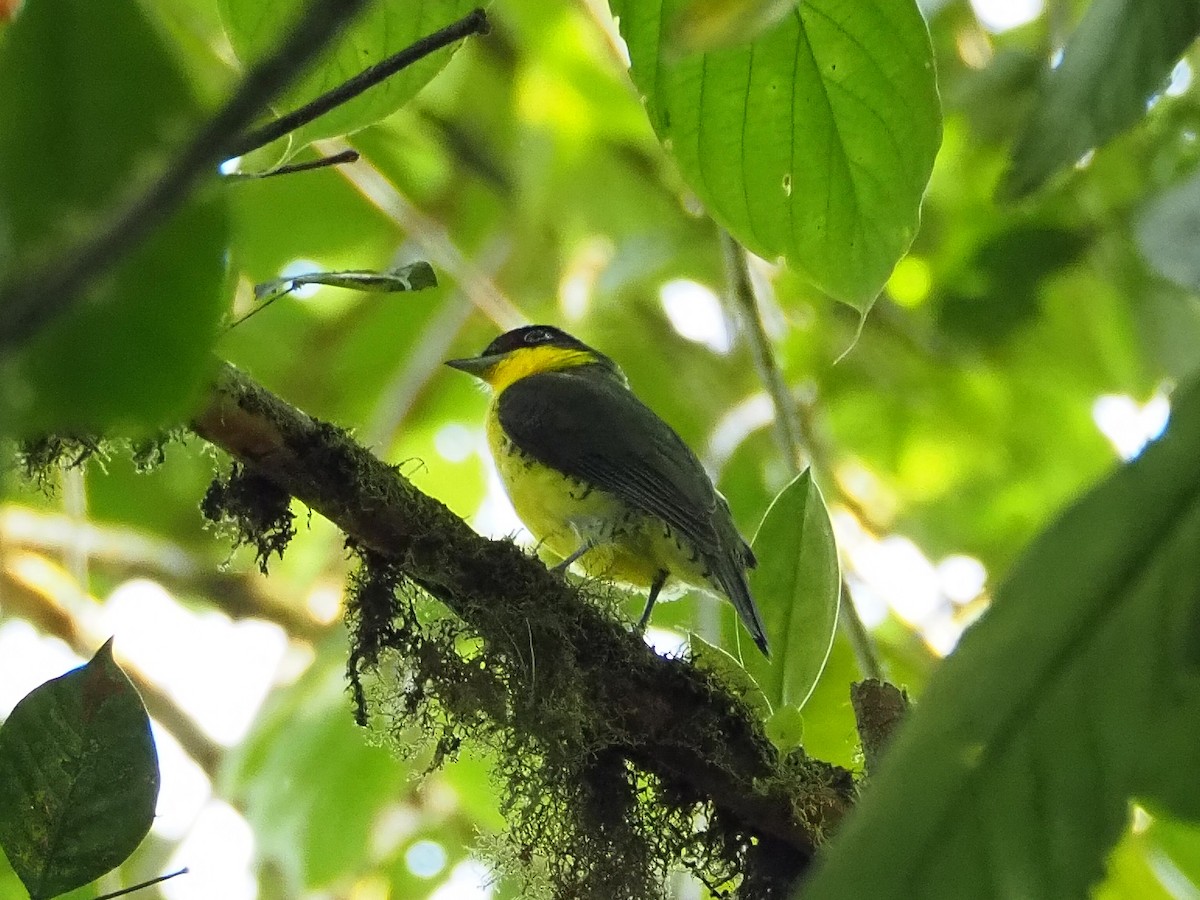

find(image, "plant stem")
[720,229,884,681]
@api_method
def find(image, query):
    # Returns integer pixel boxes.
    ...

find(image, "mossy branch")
[189,360,854,873]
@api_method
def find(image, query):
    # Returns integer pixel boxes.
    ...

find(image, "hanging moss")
[13,434,106,492]
[200,462,296,574]
[342,546,791,899]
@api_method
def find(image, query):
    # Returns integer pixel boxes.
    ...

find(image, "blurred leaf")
[741,470,840,712]
[0,0,229,436]
[1146,813,1200,890]
[802,377,1200,898]
[689,633,772,720]
[227,651,408,891]
[1094,817,1178,900]
[611,0,941,310]
[0,640,159,900]
[217,0,481,153]
[253,261,437,303]
[1002,0,1200,199]
[1136,168,1200,291]
[936,225,1090,346]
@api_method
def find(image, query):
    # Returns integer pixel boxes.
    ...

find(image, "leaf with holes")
[611,0,941,311]
[1003,0,1200,199]
[0,640,160,899]
[802,378,1200,898]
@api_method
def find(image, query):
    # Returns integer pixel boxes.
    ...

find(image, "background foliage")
[2,0,1200,896]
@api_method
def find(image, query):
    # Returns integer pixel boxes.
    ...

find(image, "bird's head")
[445,325,624,392]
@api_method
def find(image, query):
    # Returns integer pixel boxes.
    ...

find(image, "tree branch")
[0,0,373,352]
[189,360,855,861]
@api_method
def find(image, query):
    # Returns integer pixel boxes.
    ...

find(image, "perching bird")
[446,324,770,656]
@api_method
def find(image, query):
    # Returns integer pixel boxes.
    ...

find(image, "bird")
[445,324,770,656]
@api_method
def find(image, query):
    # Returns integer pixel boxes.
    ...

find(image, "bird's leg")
[550,539,594,573]
[636,569,670,631]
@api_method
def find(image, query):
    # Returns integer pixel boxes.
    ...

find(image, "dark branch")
[225,8,490,159]
[189,360,855,860]
[257,149,361,178]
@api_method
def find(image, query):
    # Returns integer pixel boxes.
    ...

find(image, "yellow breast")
[485,400,719,595]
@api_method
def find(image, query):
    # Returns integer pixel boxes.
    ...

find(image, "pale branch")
[189,360,855,861]
[0,507,329,642]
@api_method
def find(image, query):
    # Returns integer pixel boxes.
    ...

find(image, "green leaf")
[0,0,229,436]
[689,633,772,721]
[764,704,804,750]
[740,470,840,714]
[801,378,1200,899]
[253,261,438,303]
[1135,168,1200,292]
[0,640,160,900]
[218,0,481,153]
[1002,0,1200,199]
[611,0,941,310]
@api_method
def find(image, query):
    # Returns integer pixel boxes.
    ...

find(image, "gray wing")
[496,370,734,557]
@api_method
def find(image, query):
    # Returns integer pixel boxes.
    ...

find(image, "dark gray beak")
[444,354,500,378]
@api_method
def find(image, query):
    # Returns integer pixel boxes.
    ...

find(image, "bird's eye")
[524,328,552,345]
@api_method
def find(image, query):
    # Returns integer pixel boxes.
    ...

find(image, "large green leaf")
[0,641,160,900]
[739,470,840,713]
[611,0,941,311]
[801,378,1200,898]
[1002,0,1200,199]
[0,0,229,436]
[218,0,480,153]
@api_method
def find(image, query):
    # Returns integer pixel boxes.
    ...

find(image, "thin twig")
[94,868,188,900]
[257,149,360,178]
[0,0,374,354]
[719,229,885,681]
[720,233,808,469]
[840,578,883,681]
[225,8,490,159]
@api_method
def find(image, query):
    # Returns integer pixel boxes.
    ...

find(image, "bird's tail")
[714,555,770,658]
